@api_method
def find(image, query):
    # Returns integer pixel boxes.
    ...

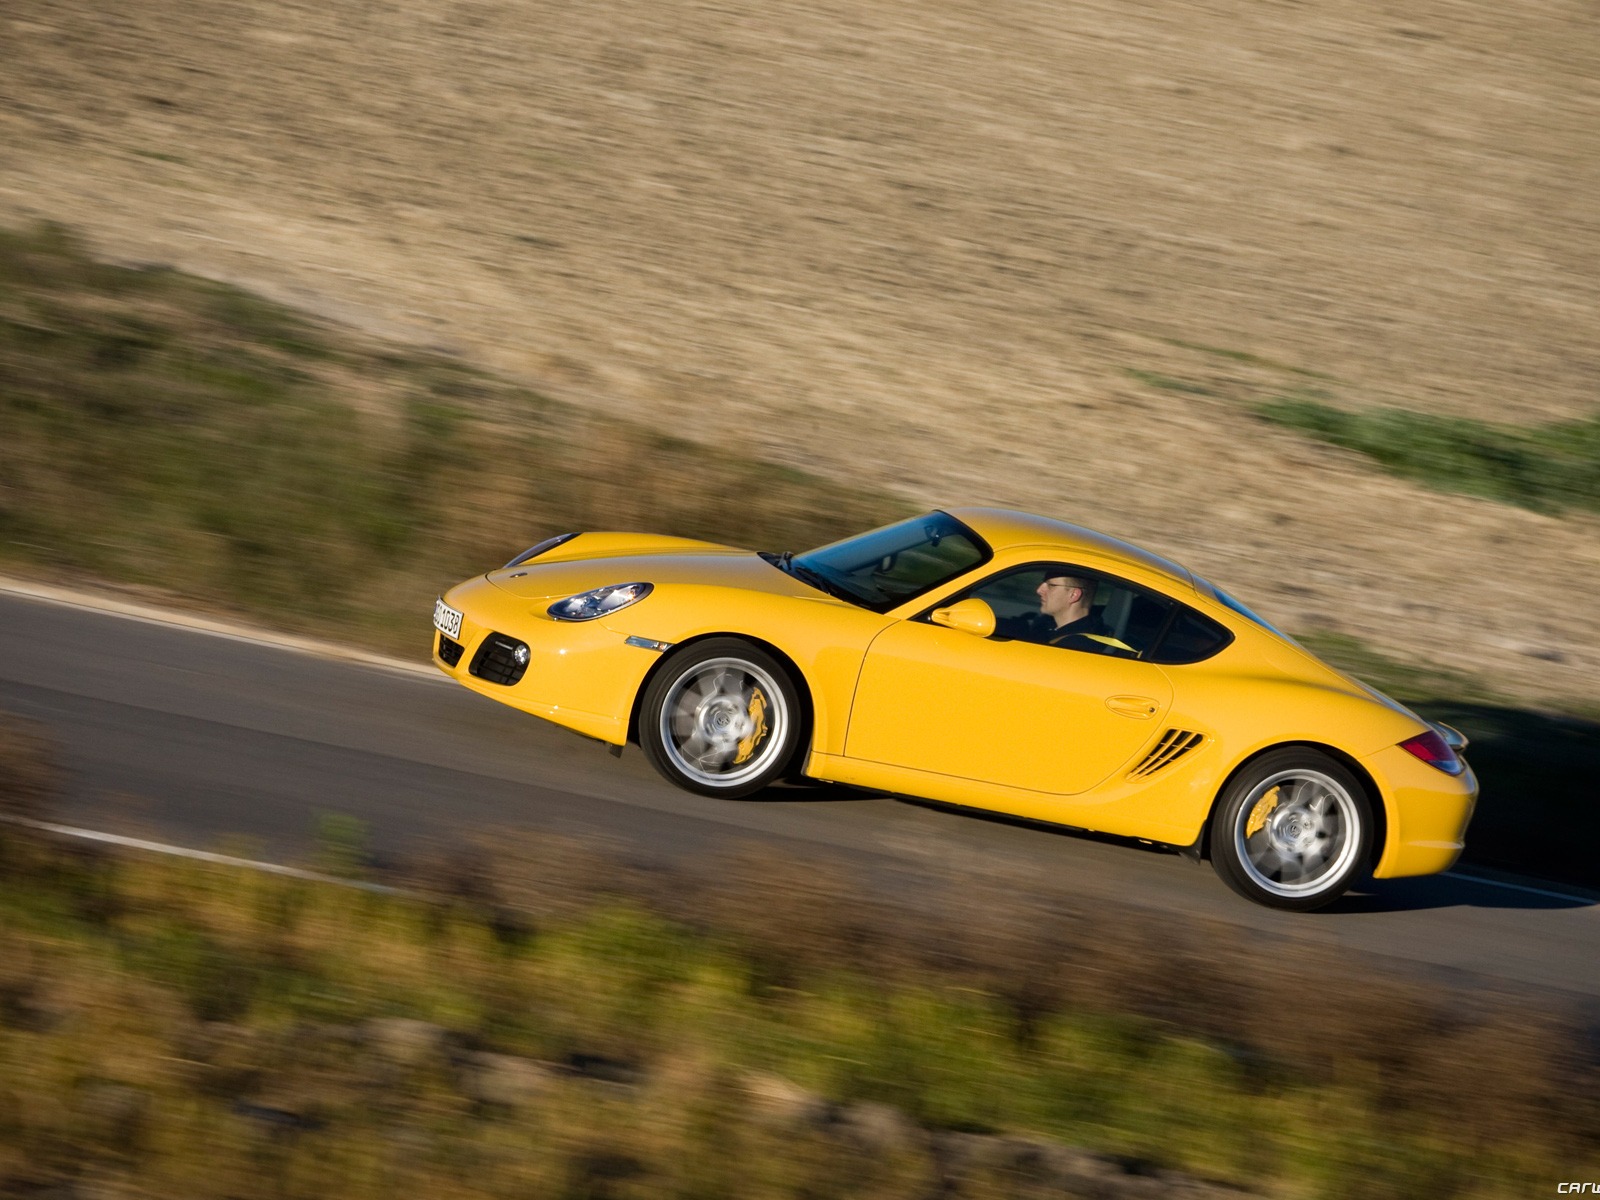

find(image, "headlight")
[547,582,654,622]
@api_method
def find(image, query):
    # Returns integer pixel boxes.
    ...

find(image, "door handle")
[1106,695,1160,719]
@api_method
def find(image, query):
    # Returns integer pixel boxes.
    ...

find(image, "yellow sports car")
[432,509,1475,910]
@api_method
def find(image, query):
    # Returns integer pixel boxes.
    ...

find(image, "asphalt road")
[2,586,1596,1003]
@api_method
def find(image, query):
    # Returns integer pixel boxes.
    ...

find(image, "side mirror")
[929,597,996,638]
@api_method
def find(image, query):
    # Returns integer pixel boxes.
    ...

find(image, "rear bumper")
[1363,743,1478,879]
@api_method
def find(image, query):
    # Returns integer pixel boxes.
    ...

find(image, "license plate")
[433,598,463,640]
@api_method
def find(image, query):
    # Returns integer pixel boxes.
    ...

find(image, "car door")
[843,564,1175,797]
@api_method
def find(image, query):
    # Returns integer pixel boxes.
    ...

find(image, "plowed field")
[2,0,1596,702]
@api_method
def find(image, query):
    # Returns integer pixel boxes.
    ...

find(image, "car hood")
[517,531,736,564]
[483,543,831,603]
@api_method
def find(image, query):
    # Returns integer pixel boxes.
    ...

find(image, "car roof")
[944,507,1197,590]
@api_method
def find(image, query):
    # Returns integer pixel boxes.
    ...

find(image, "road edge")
[0,573,440,681]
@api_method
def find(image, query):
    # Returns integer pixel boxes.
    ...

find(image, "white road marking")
[0,814,403,894]
[1442,870,1597,905]
[0,574,443,682]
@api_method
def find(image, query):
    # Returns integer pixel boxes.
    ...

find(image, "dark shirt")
[995,610,1119,653]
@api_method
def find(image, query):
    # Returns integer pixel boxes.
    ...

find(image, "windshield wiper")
[788,562,862,605]
[760,551,864,606]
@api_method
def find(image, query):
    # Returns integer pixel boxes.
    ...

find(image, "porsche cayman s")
[432,509,1475,910]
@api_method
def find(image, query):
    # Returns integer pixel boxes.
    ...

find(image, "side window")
[966,569,1048,629]
[949,565,1175,660]
[1146,609,1232,665]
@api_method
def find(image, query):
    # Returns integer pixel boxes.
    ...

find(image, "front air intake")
[469,632,530,686]
[437,633,464,667]
[1129,729,1204,779]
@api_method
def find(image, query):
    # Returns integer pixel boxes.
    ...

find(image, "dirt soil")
[2,0,1597,705]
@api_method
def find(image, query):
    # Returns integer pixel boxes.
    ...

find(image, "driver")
[998,572,1125,654]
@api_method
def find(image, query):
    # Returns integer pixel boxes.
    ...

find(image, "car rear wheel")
[640,639,803,798]
[1209,748,1372,911]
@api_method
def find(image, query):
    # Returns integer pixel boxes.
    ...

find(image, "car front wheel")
[640,638,803,798]
[1209,748,1373,911]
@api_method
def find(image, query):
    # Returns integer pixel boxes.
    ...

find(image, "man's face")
[1037,575,1083,623]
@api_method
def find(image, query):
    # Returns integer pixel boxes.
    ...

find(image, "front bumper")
[432,575,659,745]
[1363,742,1479,879]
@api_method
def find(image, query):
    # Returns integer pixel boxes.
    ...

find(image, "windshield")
[786,512,990,612]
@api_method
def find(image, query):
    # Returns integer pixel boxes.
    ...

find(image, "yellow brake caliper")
[733,687,769,765]
[1245,785,1281,839]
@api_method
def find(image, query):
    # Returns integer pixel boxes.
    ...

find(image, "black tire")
[639,638,804,798]
[1209,748,1373,911]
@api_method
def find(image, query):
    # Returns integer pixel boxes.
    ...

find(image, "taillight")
[1399,729,1464,776]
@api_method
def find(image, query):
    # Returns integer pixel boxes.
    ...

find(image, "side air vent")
[1129,729,1204,779]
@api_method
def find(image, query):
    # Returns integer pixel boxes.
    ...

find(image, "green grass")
[1120,368,1216,396]
[1160,338,1338,380]
[1258,398,1600,516]
[1128,346,1599,518]
[0,223,910,656]
[0,819,1593,1200]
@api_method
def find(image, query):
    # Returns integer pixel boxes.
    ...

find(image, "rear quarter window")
[1147,609,1233,665]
